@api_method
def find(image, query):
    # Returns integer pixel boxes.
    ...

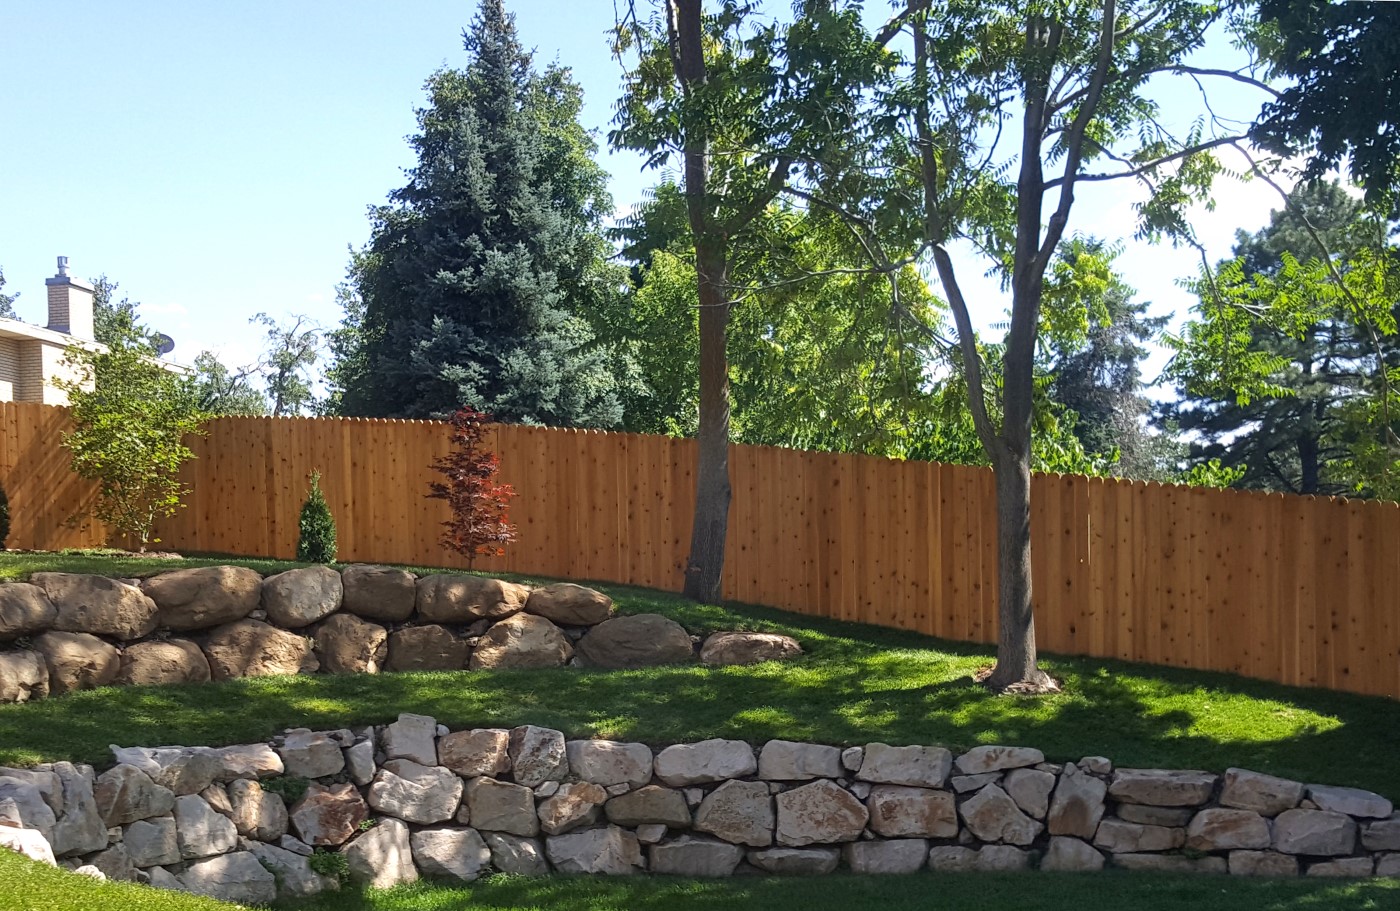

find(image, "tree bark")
[684,238,732,602]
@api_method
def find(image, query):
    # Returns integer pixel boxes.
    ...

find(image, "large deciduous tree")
[332,0,623,426]
[612,0,884,601]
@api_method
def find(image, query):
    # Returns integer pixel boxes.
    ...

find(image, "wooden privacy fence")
[2,401,1398,698]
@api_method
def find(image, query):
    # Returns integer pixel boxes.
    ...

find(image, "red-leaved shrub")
[427,407,517,563]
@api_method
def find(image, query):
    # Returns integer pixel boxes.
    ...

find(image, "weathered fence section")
[2,401,1397,697]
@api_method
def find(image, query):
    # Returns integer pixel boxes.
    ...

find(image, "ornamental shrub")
[296,470,337,564]
[427,406,516,565]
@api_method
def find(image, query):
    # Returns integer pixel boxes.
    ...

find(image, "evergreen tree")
[331,0,622,426]
[296,470,337,564]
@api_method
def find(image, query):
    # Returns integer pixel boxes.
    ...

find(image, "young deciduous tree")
[427,406,517,565]
[251,312,322,417]
[0,268,17,320]
[57,310,206,551]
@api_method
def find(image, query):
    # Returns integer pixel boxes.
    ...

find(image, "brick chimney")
[45,256,95,341]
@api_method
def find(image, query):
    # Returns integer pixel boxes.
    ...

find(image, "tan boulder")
[857,743,952,789]
[866,785,957,838]
[1272,808,1357,856]
[605,785,691,828]
[1219,768,1304,817]
[1109,769,1217,807]
[699,631,802,666]
[93,764,175,826]
[0,583,57,640]
[415,575,528,624]
[537,781,607,835]
[341,565,416,622]
[694,779,774,847]
[525,583,614,626]
[228,779,289,841]
[140,566,262,631]
[202,619,317,679]
[33,630,119,695]
[465,777,537,837]
[386,625,470,672]
[313,613,388,674]
[576,614,695,669]
[1093,818,1186,853]
[261,566,342,629]
[469,613,572,670]
[0,649,49,703]
[31,573,157,641]
[438,729,511,778]
[289,782,369,847]
[1186,808,1271,852]
[114,639,210,687]
[774,779,868,846]
[959,784,1043,846]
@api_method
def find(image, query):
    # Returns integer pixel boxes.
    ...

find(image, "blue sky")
[0,1,1290,393]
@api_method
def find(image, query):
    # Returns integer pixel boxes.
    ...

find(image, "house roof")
[0,316,102,349]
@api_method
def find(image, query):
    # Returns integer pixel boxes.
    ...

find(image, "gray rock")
[279,834,313,856]
[1092,818,1185,853]
[114,639,210,687]
[261,566,343,628]
[383,713,438,766]
[93,764,174,826]
[0,583,57,640]
[0,649,48,703]
[747,846,840,875]
[344,817,418,889]
[227,779,288,841]
[202,619,317,679]
[1375,853,1400,877]
[650,835,744,876]
[174,793,237,859]
[1186,808,1271,852]
[866,785,957,838]
[386,625,470,672]
[1362,813,1400,851]
[146,865,185,891]
[1040,836,1104,872]
[245,841,339,898]
[32,573,157,641]
[636,824,666,844]
[179,851,277,904]
[345,740,375,787]
[545,825,643,875]
[775,779,868,846]
[1109,769,1217,807]
[1003,768,1055,819]
[484,832,549,876]
[857,743,952,788]
[508,725,569,787]
[0,778,56,838]
[33,631,119,695]
[576,614,695,668]
[213,744,284,781]
[0,766,61,814]
[470,613,573,670]
[109,746,220,796]
[525,583,615,626]
[341,565,416,622]
[927,845,978,872]
[844,838,927,874]
[439,729,511,778]
[1115,804,1193,827]
[410,826,491,881]
[955,746,1045,775]
[605,785,691,828]
[1112,853,1227,874]
[314,613,388,674]
[566,739,653,790]
[1306,857,1374,878]
[1228,850,1299,877]
[959,784,1043,846]
[1219,768,1305,817]
[73,864,106,880]
[974,845,1034,872]
[694,779,774,847]
[465,777,538,837]
[278,729,348,779]
[289,782,368,847]
[758,741,842,781]
[367,759,462,825]
[86,842,137,881]
[841,747,863,773]
[50,762,107,858]
[415,575,528,624]
[140,566,262,631]
[537,781,607,836]
[655,739,757,786]
[1306,784,1394,820]
[1079,756,1113,776]
[1272,808,1357,856]
[1047,763,1107,838]
[951,772,1001,793]
[699,631,802,666]
[0,824,55,865]
[124,816,179,867]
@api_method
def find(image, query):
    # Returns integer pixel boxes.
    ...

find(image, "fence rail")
[2,401,1397,698]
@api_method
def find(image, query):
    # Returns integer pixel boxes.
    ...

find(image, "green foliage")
[89,276,143,348]
[261,776,310,805]
[296,471,337,564]
[0,267,17,319]
[1178,458,1247,490]
[0,481,9,550]
[252,313,322,417]
[189,351,267,416]
[331,0,624,426]
[307,848,350,884]
[56,310,206,551]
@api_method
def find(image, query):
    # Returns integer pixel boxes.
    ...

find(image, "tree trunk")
[983,449,1054,691]
[683,239,732,602]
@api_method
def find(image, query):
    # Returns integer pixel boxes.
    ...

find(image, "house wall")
[36,341,86,405]
[0,338,17,401]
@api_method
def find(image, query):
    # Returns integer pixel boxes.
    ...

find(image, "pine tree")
[297,470,337,564]
[331,0,622,426]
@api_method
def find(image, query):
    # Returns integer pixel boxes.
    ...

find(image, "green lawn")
[3,551,1400,910]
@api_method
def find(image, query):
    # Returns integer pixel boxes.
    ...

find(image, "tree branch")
[721,155,793,235]
[1043,134,1242,190]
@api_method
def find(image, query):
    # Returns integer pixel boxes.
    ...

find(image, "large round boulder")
[699,631,803,666]
[415,575,527,624]
[32,630,120,695]
[30,573,157,641]
[314,614,388,674]
[0,649,48,703]
[261,567,343,629]
[469,614,572,670]
[576,614,695,669]
[524,584,614,627]
[341,565,416,622]
[0,583,57,641]
[115,639,211,687]
[202,620,318,680]
[386,625,470,672]
[141,566,262,631]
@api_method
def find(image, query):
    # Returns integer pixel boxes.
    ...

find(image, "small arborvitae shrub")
[0,480,9,550]
[427,406,517,565]
[308,848,350,884]
[296,470,337,564]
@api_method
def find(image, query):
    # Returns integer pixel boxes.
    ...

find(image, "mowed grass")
[3,851,1399,911]
[2,552,1400,799]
